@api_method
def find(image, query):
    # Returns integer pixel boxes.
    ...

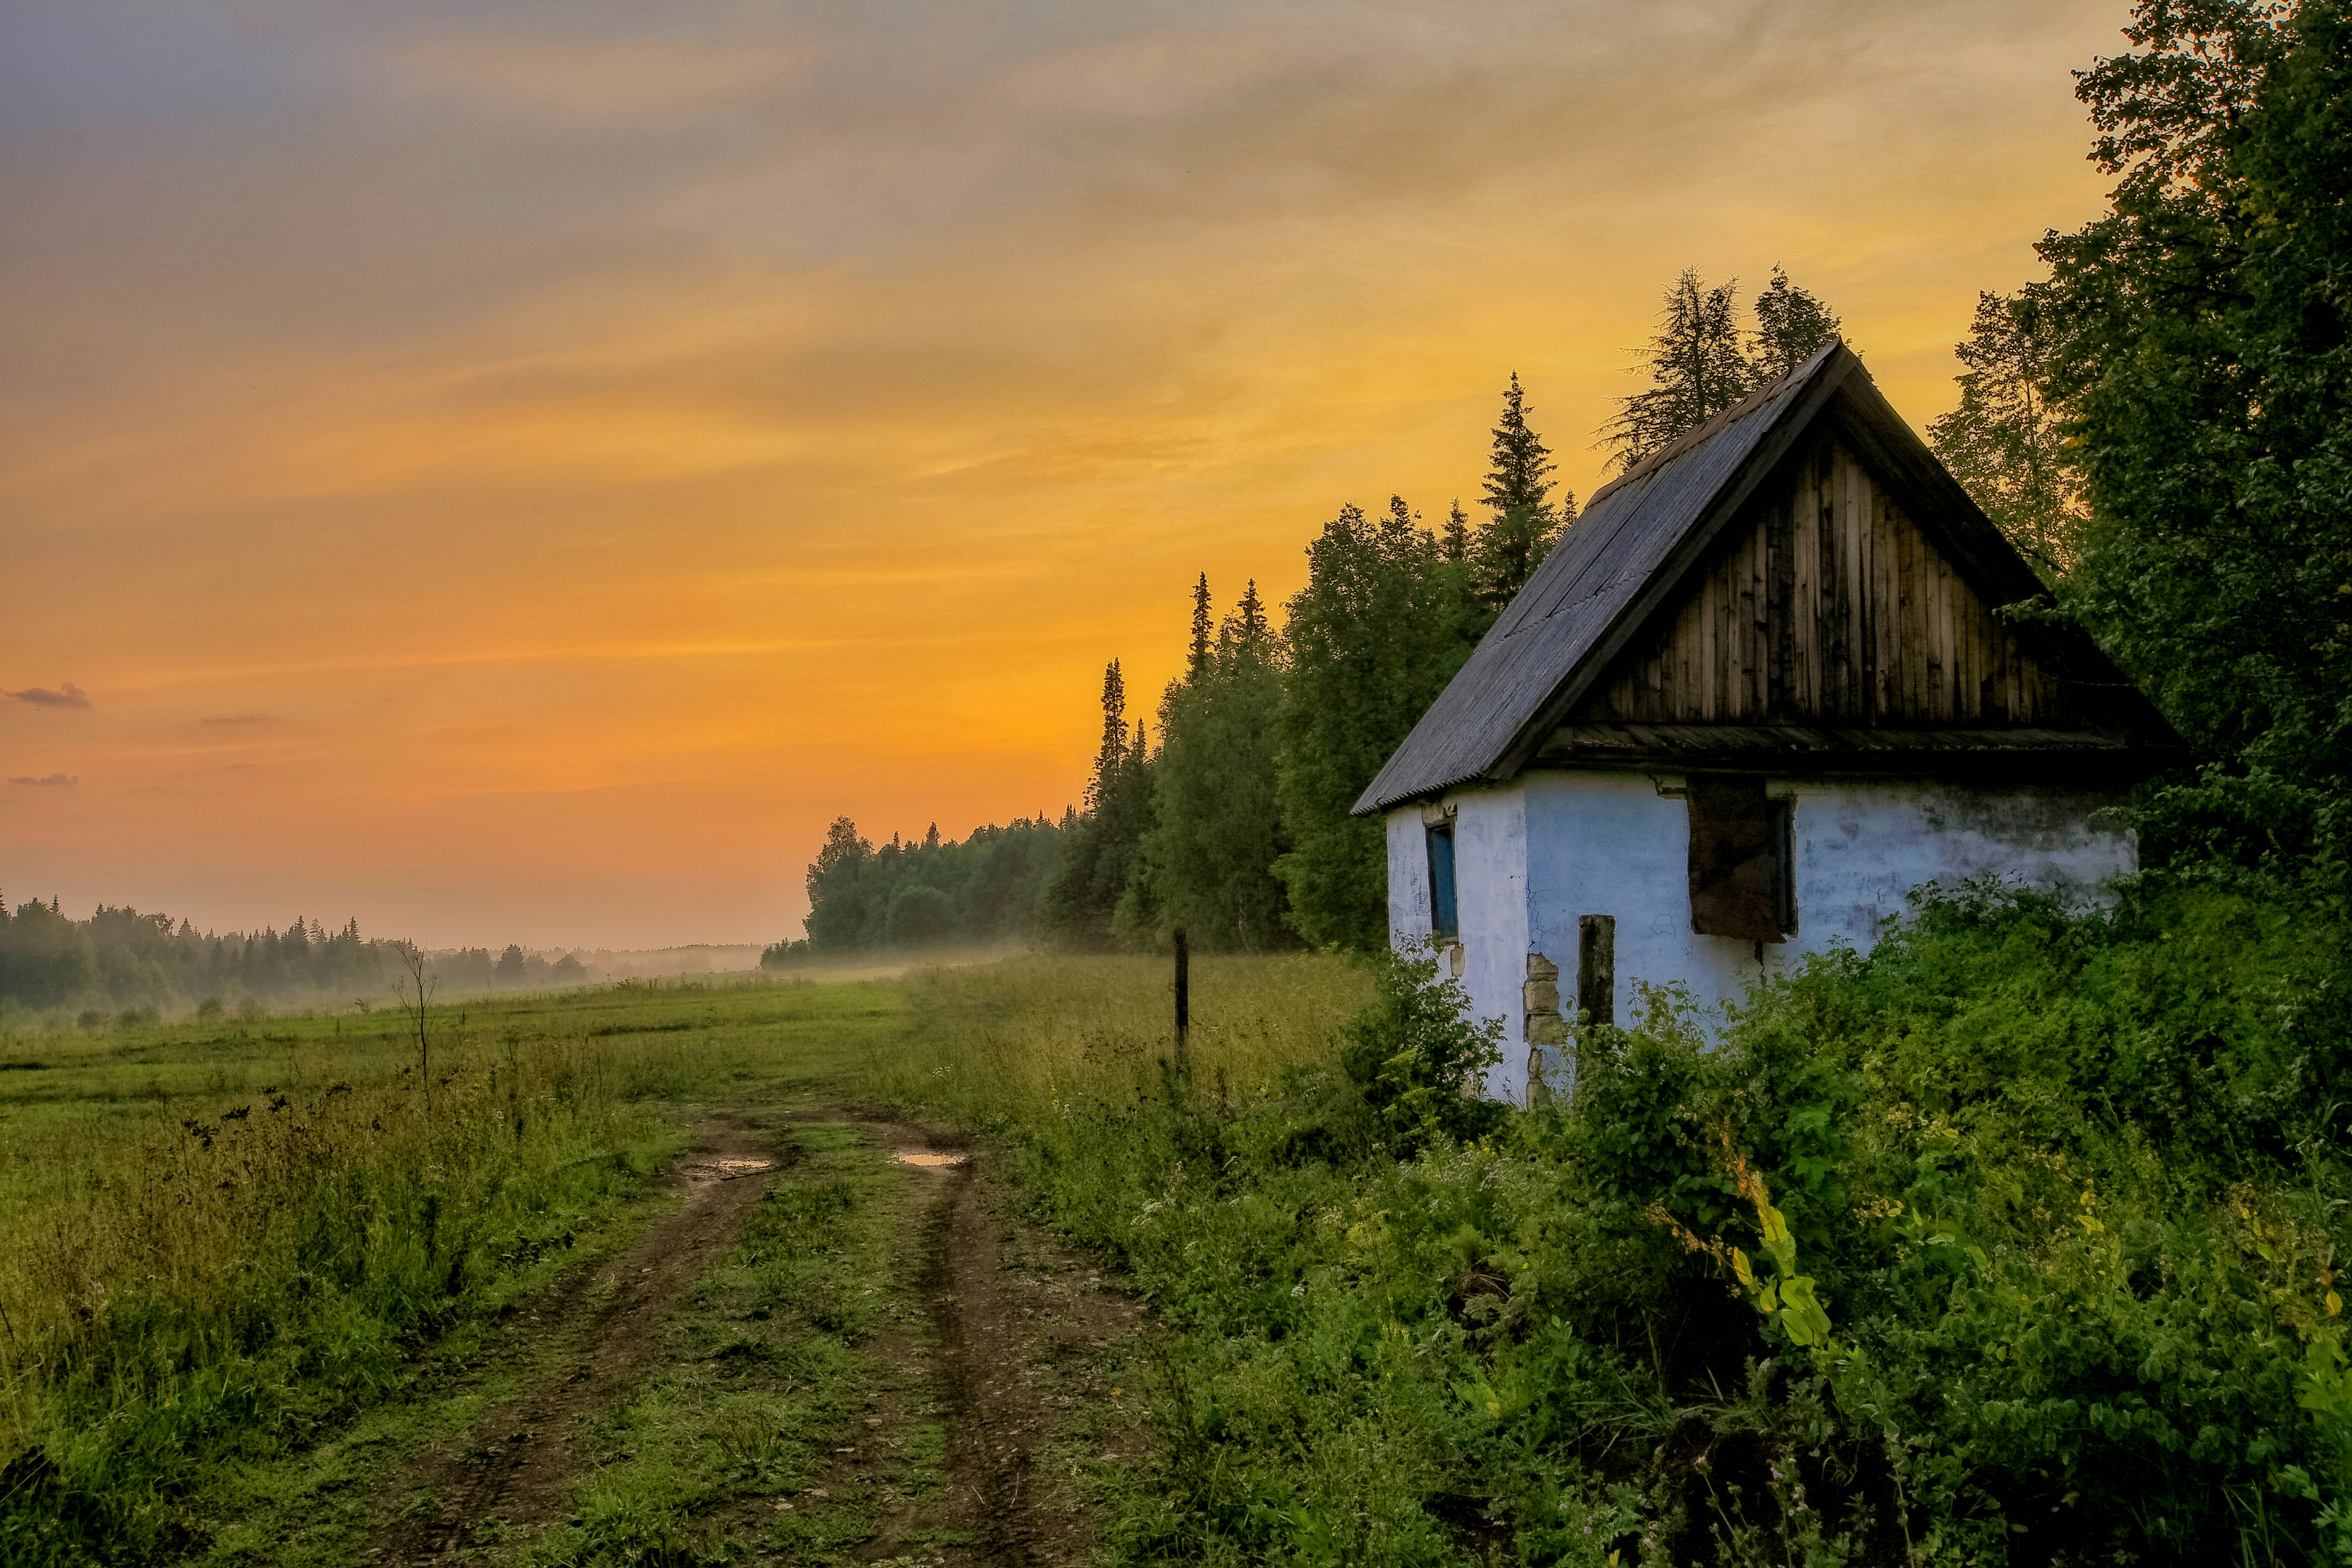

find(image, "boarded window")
[1577,914,1615,1026]
[1686,777,1795,941]
[1426,823,1458,939]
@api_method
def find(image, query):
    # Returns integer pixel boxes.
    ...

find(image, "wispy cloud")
[9,773,79,788]
[396,33,818,125]
[7,682,91,709]
[200,713,279,726]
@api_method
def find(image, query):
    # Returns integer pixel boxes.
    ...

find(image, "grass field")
[0,974,919,1563]
[10,901,2348,1566]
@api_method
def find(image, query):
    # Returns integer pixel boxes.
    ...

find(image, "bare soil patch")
[369,1113,784,1562]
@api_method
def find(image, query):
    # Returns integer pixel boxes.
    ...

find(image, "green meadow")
[0,976,910,1564]
[6,892,2352,1565]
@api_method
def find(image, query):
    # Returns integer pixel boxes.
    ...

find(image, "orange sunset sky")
[4,0,2130,950]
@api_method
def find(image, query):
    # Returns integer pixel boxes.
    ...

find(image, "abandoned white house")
[1355,342,2184,1104]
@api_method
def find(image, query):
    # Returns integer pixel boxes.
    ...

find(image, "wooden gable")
[1359,343,2183,812]
[1572,432,2074,731]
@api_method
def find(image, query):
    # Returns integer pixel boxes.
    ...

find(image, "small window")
[1686,776,1796,941]
[1426,822,1458,939]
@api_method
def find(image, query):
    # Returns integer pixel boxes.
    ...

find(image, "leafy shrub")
[1338,945,1508,1155]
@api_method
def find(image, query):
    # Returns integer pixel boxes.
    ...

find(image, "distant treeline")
[761,815,1075,965]
[0,897,592,1018]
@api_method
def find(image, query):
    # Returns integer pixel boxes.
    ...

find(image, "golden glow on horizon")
[1,0,2131,947]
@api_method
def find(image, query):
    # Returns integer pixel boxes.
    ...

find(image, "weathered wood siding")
[1578,436,2066,727]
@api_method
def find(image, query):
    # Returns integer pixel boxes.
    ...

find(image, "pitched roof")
[1353,342,2168,813]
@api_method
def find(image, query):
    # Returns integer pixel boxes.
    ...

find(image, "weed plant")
[879,883,2352,1566]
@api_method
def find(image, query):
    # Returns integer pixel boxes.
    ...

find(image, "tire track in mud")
[370,1114,785,1563]
[367,1106,1143,1565]
[822,1106,1146,1568]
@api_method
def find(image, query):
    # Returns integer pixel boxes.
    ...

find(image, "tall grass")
[875,952,1370,1123]
[0,988,754,1562]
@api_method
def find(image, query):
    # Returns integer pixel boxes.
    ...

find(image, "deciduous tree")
[1928,291,2083,573]
[1751,265,1842,381]
[1136,591,1290,950]
[2035,0,2352,867]
[1275,500,1461,950]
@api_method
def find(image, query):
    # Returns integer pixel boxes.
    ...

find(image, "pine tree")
[1751,265,1842,381]
[1598,269,1757,473]
[1928,291,2081,573]
[1480,373,1559,522]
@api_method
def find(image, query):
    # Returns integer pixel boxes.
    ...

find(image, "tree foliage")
[0,899,530,1013]
[2030,0,2352,872]
[1599,269,1758,471]
[1928,290,2085,573]
[1471,378,1575,616]
[1750,264,1843,381]
[1044,666,1157,950]
[1132,585,1292,951]
[1275,501,1467,952]
[1600,266,1845,473]
[801,812,1074,957]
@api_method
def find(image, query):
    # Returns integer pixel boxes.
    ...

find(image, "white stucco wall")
[1385,788,1530,1102]
[1387,771,2137,1104]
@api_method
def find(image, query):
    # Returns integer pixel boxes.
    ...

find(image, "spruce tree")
[1187,574,1214,681]
[1469,505,1567,613]
[1085,659,1127,810]
[1751,265,1843,381]
[1234,579,1270,642]
[1441,499,1470,563]
[1598,269,1757,472]
[1480,373,1559,522]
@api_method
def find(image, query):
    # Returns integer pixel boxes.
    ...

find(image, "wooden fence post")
[1173,928,1190,1067]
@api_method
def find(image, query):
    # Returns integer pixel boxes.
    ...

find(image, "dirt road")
[366,1106,1142,1565]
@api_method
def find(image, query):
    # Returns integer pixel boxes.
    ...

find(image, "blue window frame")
[1426,822,1458,939]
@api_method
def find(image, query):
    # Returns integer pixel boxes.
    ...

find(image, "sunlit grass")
[872,952,1372,1130]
